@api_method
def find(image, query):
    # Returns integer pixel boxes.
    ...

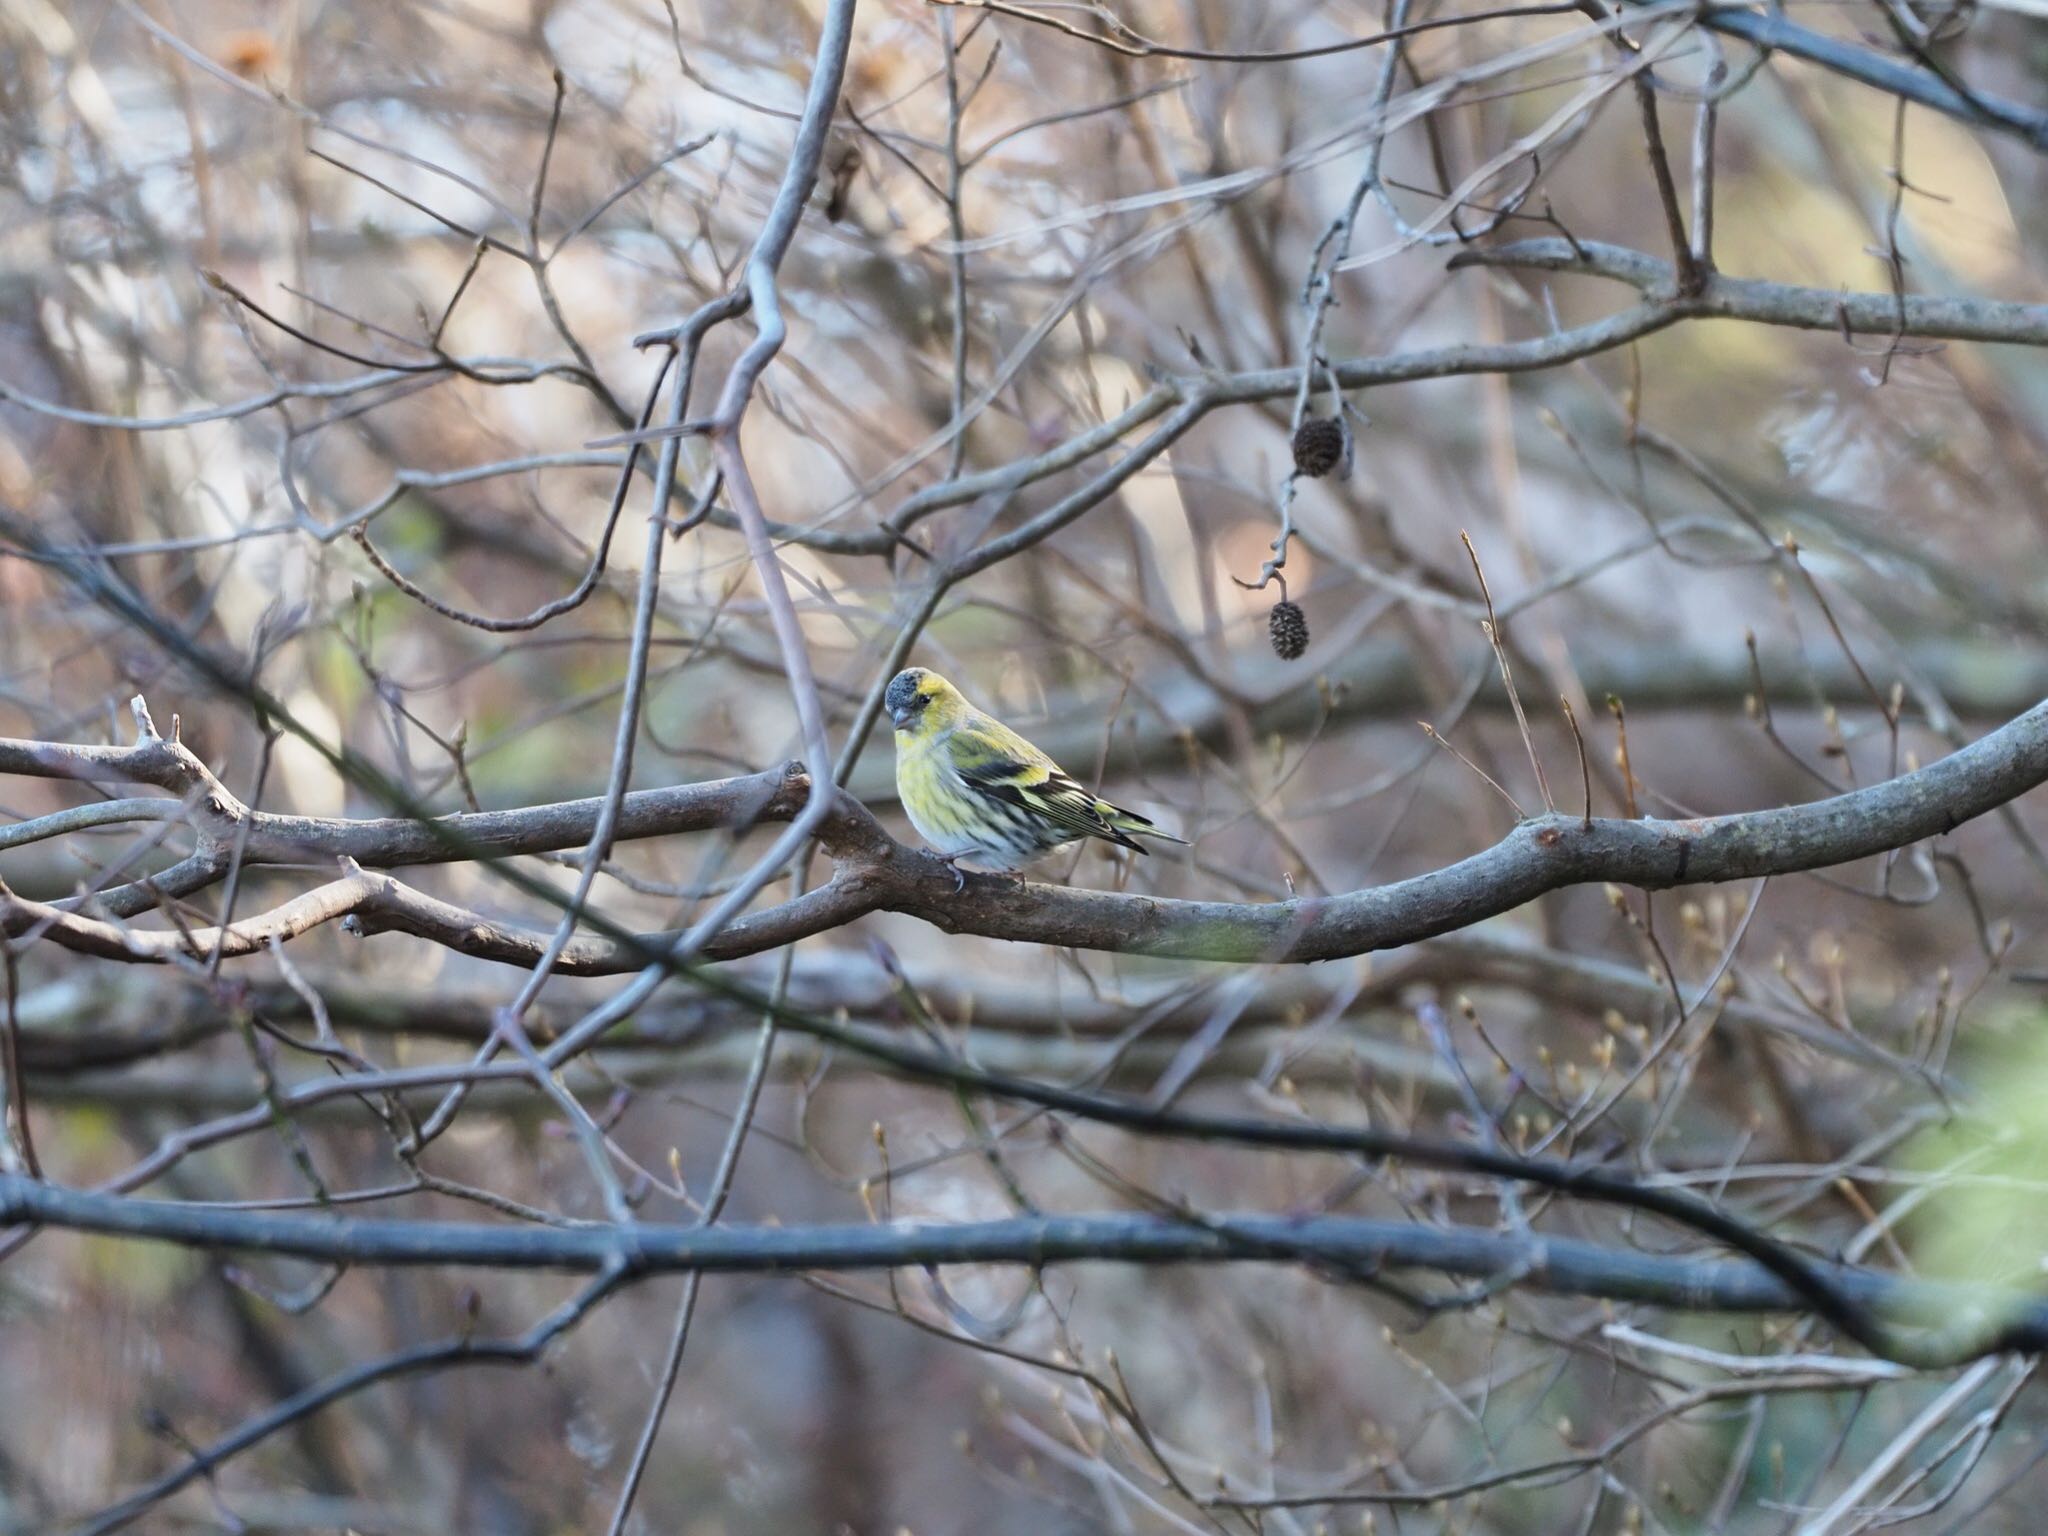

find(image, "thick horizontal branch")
[5,704,2044,971]
[20,637,2036,904]
[0,731,811,870]
[900,699,2048,962]
[2,1175,2042,1352]
[1453,239,2048,344]
[259,773,819,866]
[0,744,815,919]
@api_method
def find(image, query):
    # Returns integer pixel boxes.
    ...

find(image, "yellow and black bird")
[885,667,1186,882]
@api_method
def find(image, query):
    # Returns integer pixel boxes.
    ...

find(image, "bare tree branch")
[6,1177,2046,1355]
[7,701,2036,969]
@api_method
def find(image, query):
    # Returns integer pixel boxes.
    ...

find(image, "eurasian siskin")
[884,667,1186,882]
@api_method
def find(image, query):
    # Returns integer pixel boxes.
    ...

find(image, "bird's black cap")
[885,668,931,729]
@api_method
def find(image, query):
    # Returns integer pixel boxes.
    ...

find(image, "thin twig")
[1462,531,1553,813]
[1419,722,1527,820]
[1561,695,1592,828]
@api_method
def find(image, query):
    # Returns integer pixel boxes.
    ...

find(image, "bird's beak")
[889,705,911,730]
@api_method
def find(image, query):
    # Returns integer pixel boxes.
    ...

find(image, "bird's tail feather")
[1100,800,1189,847]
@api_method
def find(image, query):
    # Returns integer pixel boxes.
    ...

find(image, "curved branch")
[6,704,2045,971]
[474,698,2048,967]
[1636,2,2048,152]
[892,699,2048,963]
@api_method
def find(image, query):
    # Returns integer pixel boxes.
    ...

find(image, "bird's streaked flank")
[885,667,1185,883]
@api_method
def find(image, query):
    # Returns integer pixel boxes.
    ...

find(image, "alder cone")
[1291,417,1343,478]
[1269,600,1309,660]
